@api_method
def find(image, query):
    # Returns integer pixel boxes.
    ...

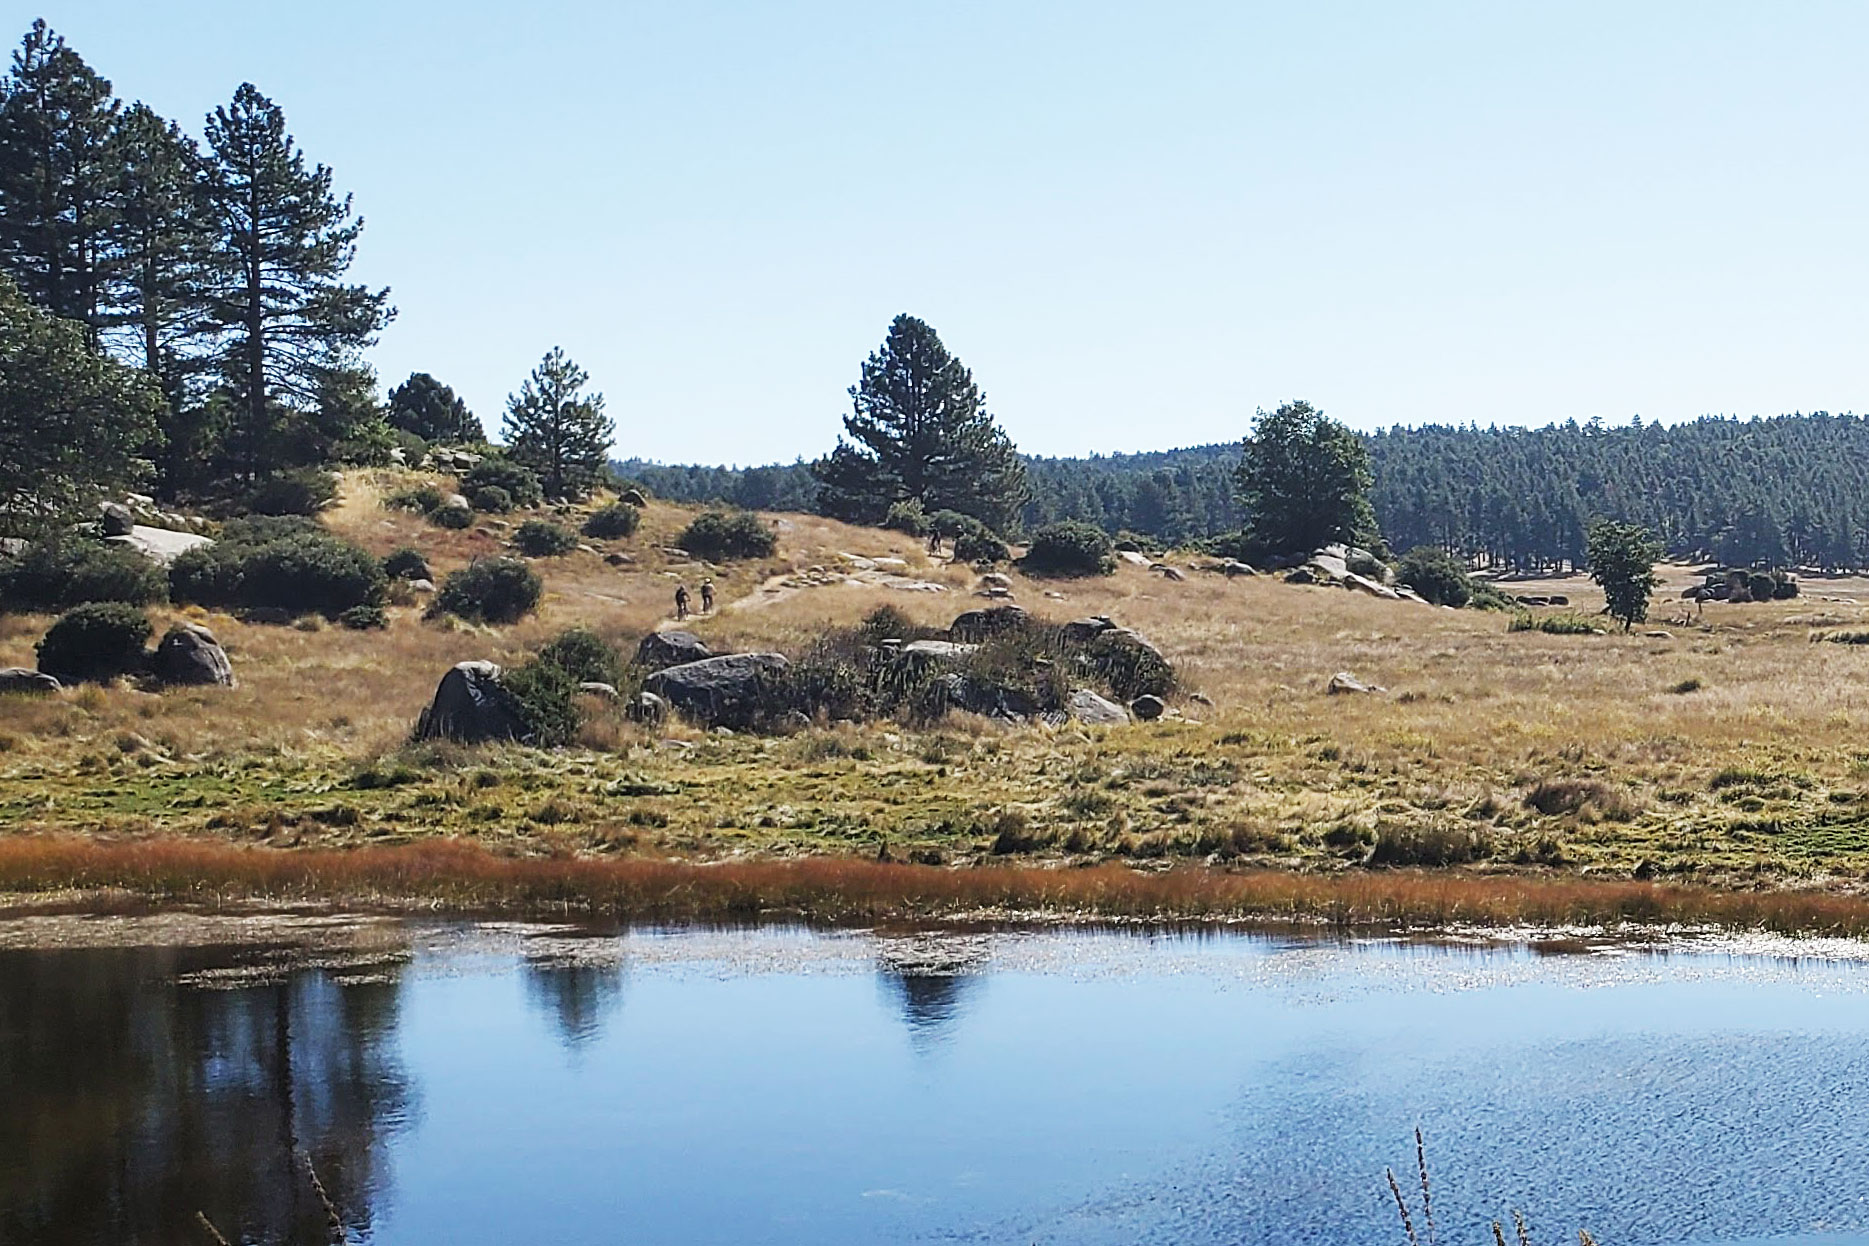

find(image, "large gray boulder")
[1131,694,1166,721]
[0,667,60,695]
[637,629,712,670]
[948,604,1030,642]
[1066,689,1130,726]
[151,623,234,687]
[105,524,212,565]
[98,500,135,537]
[642,653,789,728]
[1062,615,1117,646]
[936,673,1040,721]
[414,660,527,743]
[895,639,979,663]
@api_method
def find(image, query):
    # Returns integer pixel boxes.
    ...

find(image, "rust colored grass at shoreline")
[5,836,1869,934]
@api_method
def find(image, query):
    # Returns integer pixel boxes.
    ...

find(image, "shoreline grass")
[8,835,1869,935]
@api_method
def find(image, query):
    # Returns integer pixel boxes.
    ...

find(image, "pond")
[4,915,1869,1245]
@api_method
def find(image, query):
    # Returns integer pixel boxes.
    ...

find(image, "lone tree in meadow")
[388,371,480,443]
[812,313,1027,532]
[202,83,392,481]
[1235,399,1380,559]
[502,347,612,500]
[1586,519,1661,630]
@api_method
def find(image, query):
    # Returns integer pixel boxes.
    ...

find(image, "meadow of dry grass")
[8,468,1869,923]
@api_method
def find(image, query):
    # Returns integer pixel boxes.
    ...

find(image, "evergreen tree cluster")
[0,19,391,502]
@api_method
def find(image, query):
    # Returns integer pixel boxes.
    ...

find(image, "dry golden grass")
[9,469,1869,919]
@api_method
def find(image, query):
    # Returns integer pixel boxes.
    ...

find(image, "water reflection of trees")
[521,953,625,1051]
[0,943,411,1246]
[875,935,987,1051]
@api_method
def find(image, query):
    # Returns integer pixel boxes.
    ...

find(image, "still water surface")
[5,917,1869,1245]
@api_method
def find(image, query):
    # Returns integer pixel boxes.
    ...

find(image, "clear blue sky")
[32,1,1869,463]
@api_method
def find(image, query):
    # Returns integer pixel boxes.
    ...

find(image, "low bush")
[1367,823,1493,867]
[382,547,431,581]
[513,519,578,557]
[468,484,512,513]
[338,603,388,631]
[242,468,335,516]
[1523,777,1639,822]
[1020,521,1114,577]
[461,458,543,508]
[1508,611,1599,635]
[499,660,582,747]
[35,603,151,683]
[679,511,776,561]
[0,538,168,614]
[582,502,640,540]
[534,627,623,687]
[430,504,473,529]
[882,499,931,537]
[430,557,541,624]
[953,524,1010,564]
[927,510,973,539]
[387,484,444,514]
[1467,582,1516,611]
[170,527,386,618]
[1396,546,1472,607]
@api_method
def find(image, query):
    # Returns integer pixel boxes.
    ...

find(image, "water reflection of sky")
[12,923,1869,1245]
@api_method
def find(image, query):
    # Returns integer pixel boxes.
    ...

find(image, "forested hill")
[619,412,1869,569]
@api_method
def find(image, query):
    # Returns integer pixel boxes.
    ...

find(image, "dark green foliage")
[387,372,478,443]
[1747,572,1776,604]
[1586,520,1662,630]
[854,604,933,645]
[169,525,385,618]
[0,537,167,613]
[1236,400,1379,559]
[467,484,511,513]
[1396,546,1472,607]
[502,347,612,501]
[679,510,776,561]
[381,547,429,581]
[1508,611,1599,635]
[882,499,931,537]
[34,602,150,682]
[386,483,443,513]
[461,458,542,508]
[513,518,576,557]
[429,503,472,530]
[952,524,1010,564]
[430,556,541,624]
[581,502,639,539]
[1467,581,1516,611]
[337,602,386,630]
[1020,520,1114,577]
[614,458,818,514]
[241,467,334,516]
[812,314,1028,531]
[499,659,581,747]
[534,626,623,687]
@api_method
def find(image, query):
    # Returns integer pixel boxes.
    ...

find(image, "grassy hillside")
[9,466,1869,917]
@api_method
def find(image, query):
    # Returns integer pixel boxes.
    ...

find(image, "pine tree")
[1236,399,1380,558]
[388,371,480,443]
[0,20,120,339]
[201,83,390,480]
[812,314,1027,531]
[502,347,612,500]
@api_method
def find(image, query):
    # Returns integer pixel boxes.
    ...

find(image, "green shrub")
[927,510,973,539]
[431,557,542,624]
[382,547,431,581]
[953,524,1010,564]
[499,660,582,747]
[514,519,577,557]
[1020,520,1114,577]
[461,458,543,508]
[679,511,776,561]
[387,484,444,514]
[338,602,388,630]
[429,503,473,530]
[1396,546,1472,607]
[582,502,640,540]
[243,468,335,516]
[170,528,386,618]
[468,484,512,513]
[1508,611,1599,635]
[535,627,623,687]
[882,499,931,537]
[35,603,151,683]
[1467,582,1516,611]
[1748,572,1776,604]
[0,538,167,614]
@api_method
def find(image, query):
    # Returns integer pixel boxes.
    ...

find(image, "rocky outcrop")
[626,690,670,726]
[105,525,212,565]
[948,604,1030,642]
[637,630,712,670]
[0,667,60,695]
[643,653,789,728]
[1066,689,1130,725]
[414,661,527,742]
[98,500,135,537]
[936,673,1040,721]
[1062,615,1117,646]
[1130,694,1166,721]
[150,623,234,687]
[1326,671,1386,696]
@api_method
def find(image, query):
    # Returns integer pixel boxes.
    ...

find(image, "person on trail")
[700,580,715,613]
[674,583,690,620]
[927,529,942,556]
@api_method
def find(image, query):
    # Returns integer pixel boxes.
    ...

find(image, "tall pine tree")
[502,347,612,500]
[201,83,390,481]
[388,371,480,443]
[812,314,1027,531]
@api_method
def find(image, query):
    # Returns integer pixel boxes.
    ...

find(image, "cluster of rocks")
[422,447,485,474]
[0,622,234,696]
[1280,544,1432,605]
[95,498,214,565]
